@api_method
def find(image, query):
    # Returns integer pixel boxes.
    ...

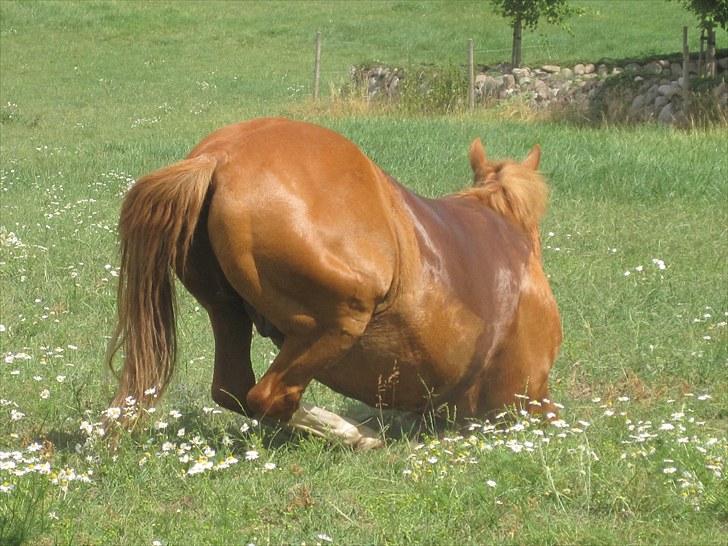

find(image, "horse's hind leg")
[208,303,256,414]
[177,217,257,415]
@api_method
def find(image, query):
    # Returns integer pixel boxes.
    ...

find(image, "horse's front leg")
[245,319,383,450]
[207,302,256,415]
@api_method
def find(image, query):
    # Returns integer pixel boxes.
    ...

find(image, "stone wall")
[351,55,728,125]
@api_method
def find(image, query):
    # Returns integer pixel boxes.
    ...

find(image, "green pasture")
[1,1,726,545]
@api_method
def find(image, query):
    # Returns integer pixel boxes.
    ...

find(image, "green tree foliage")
[490,0,581,29]
[489,0,583,67]
[674,0,728,30]
[674,0,726,78]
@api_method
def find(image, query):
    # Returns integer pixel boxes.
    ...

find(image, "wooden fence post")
[707,27,716,78]
[682,26,690,96]
[698,28,705,77]
[313,31,322,100]
[468,39,475,110]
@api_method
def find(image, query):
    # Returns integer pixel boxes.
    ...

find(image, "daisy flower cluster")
[403,399,575,482]
[93,170,135,198]
[402,392,725,512]
[623,257,668,277]
[615,393,725,510]
[689,306,727,345]
[0,444,93,496]
[82,400,278,479]
[1,398,278,508]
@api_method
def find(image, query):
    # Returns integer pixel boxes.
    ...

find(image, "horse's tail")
[468,139,548,250]
[105,154,217,413]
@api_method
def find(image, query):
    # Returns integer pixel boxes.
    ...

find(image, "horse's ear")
[469,138,488,180]
[522,144,541,171]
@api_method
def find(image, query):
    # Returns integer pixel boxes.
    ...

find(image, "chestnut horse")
[106,118,561,448]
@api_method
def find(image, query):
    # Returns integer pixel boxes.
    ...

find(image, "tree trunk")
[698,27,705,77]
[511,18,522,68]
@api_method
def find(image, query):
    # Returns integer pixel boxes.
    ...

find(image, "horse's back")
[399,187,532,314]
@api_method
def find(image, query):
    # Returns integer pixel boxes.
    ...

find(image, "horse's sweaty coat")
[107,118,562,448]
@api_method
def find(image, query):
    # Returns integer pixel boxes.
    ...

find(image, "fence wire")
[307,31,708,101]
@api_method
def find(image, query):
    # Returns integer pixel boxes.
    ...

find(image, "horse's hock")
[351,55,728,124]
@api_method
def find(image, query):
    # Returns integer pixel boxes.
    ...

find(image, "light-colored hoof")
[355,436,385,451]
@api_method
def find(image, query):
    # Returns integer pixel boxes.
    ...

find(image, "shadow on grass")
[39,398,535,456]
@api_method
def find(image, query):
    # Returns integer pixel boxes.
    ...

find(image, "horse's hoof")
[355,436,385,451]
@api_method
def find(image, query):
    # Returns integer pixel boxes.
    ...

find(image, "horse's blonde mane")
[461,139,548,234]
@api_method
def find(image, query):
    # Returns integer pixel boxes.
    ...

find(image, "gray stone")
[714,81,727,94]
[717,57,728,70]
[671,63,682,77]
[584,63,595,74]
[574,63,585,75]
[512,67,531,78]
[664,83,681,99]
[654,96,668,109]
[479,75,501,96]
[657,84,675,97]
[534,79,552,100]
[631,94,646,110]
[542,64,561,73]
[658,59,671,68]
[501,74,516,89]
[597,64,608,76]
[612,67,623,75]
[634,76,644,83]
[554,79,572,92]
[644,61,663,75]
[625,63,641,72]
[560,68,574,79]
[498,87,515,100]
[657,102,675,124]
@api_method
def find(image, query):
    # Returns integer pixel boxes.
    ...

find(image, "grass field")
[1,1,727,545]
